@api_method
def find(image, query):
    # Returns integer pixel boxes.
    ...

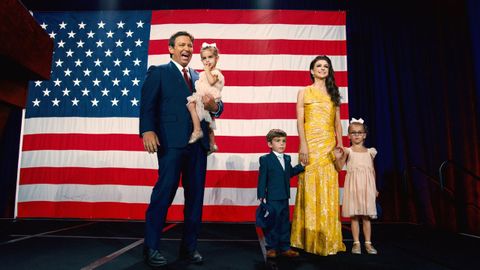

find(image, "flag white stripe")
[20,150,301,171]
[147,54,347,72]
[18,184,343,206]
[150,24,346,41]
[23,118,350,136]
[222,86,348,103]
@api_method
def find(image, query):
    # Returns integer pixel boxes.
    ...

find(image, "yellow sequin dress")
[291,86,346,255]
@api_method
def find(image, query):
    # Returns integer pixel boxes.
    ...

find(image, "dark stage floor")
[0,220,478,269]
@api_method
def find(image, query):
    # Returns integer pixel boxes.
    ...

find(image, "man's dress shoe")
[180,250,204,264]
[144,248,167,267]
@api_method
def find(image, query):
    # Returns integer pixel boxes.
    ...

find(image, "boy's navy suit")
[257,151,304,252]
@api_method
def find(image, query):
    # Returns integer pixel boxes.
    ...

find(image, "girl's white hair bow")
[201,42,217,49]
[350,118,364,124]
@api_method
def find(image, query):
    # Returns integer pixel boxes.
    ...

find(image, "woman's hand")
[299,143,309,165]
[333,146,344,160]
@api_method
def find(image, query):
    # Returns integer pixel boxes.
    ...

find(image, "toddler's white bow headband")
[350,118,364,124]
[201,42,217,49]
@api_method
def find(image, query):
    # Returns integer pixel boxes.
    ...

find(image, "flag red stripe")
[148,39,347,55]
[22,133,349,153]
[151,10,345,25]
[222,102,349,119]
[17,201,259,221]
[221,71,348,87]
[19,167,345,189]
[19,167,260,188]
[17,201,347,222]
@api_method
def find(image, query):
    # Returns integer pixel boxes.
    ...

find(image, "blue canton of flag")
[27,11,151,118]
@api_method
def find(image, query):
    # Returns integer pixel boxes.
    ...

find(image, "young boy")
[257,129,305,258]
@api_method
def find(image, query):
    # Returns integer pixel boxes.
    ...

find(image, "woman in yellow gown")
[291,55,346,255]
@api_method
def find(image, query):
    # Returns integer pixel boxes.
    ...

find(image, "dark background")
[1,0,478,235]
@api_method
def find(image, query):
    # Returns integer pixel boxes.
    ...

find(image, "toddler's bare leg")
[187,101,203,143]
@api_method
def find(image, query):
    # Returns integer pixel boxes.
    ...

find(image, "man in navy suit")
[140,31,223,267]
[257,129,304,259]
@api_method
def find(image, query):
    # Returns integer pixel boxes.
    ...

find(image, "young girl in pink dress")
[334,118,379,255]
[187,42,224,154]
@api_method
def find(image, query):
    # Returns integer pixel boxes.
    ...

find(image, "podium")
[0,0,53,133]
[0,0,53,217]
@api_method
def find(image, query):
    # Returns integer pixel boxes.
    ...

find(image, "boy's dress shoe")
[144,248,167,267]
[180,250,204,264]
[266,249,277,258]
[281,249,299,257]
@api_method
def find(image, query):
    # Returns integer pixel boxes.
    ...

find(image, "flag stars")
[87,31,95,38]
[74,59,83,67]
[32,98,41,107]
[49,31,57,39]
[132,78,140,86]
[103,68,111,76]
[94,58,102,67]
[76,40,85,48]
[81,88,90,96]
[62,88,71,96]
[43,88,51,96]
[92,78,101,86]
[97,21,106,29]
[78,22,86,29]
[112,78,120,86]
[134,39,143,47]
[71,98,80,106]
[59,21,67,29]
[113,58,122,66]
[53,78,62,87]
[40,22,48,29]
[101,88,110,96]
[52,98,61,106]
[104,49,113,57]
[117,21,125,29]
[125,30,134,37]
[130,97,139,106]
[85,49,93,57]
[57,40,66,48]
[34,81,42,87]
[64,68,72,76]
[73,78,81,86]
[83,68,92,76]
[124,49,132,56]
[96,39,104,47]
[115,39,123,47]
[67,31,76,38]
[66,49,74,57]
[136,20,144,28]
[111,98,119,106]
[133,58,141,66]
[122,68,131,76]
[55,59,64,67]
[91,98,100,106]
[121,87,129,96]
[106,30,114,38]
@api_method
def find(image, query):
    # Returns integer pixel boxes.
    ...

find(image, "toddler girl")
[187,42,224,154]
[334,118,379,255]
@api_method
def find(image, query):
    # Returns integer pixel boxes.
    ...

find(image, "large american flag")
[16,10,348,221]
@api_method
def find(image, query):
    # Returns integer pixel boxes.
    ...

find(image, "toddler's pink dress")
[188,69,224,129]
[341,147,378,219]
